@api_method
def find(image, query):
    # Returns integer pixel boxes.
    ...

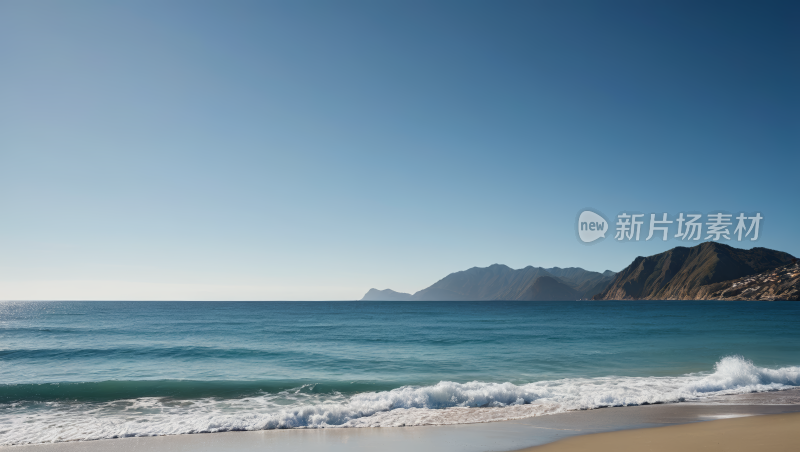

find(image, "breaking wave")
[1,356,798,445]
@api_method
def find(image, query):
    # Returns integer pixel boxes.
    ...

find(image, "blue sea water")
[1,300,799,445]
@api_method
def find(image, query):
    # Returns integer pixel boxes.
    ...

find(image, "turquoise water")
[1,300,799,444]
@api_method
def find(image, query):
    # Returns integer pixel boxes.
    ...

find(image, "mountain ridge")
[363,265,615,301]
[363,243,797,302]
[594,242,795,300]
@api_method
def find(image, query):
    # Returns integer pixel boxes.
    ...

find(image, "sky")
[1,0,798,300]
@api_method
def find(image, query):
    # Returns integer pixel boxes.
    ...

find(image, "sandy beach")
[3,389,799,452]
[523,412,800,452]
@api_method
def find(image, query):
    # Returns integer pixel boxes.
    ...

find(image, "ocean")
[1,300,799,445]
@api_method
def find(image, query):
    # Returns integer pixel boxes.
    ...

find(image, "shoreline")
[519,412,800,451]
[3,389,800,452]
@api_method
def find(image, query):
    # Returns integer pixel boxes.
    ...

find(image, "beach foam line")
[1,356,798,445]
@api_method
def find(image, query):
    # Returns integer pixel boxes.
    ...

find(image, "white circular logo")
[578,211,607,243]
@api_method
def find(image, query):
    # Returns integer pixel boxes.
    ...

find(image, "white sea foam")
[1,356,798,445]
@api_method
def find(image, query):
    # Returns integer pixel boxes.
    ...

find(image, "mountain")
[362,265,616,301]
[362,243,795,302]
[360,288,414,301]
[521,275,581,301]
[546,267,616,298]
[412,264,552,301]
[695,261,800,301]
[594,242,795,300]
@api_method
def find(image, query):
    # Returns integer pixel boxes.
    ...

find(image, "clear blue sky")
[1,1,798,300]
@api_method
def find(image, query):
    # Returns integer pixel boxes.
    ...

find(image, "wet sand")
[2,389,799,452]
[521,411,800,452]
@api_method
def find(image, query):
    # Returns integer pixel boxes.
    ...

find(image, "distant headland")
[363,242,798,302]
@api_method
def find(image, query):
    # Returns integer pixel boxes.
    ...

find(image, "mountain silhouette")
[362,265,615,301]
[595,242,794,300]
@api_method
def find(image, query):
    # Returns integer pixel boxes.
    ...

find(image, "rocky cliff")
[594,242,795,300]
[696,261,800,301]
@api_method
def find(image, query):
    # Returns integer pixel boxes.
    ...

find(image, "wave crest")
[2,356,798,445]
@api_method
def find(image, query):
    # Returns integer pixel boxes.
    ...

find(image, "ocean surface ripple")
[1,300,798,445]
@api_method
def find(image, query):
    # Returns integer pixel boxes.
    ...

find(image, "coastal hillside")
[594,242,795,300]
[362,265,615,301]
[696,261,800,301]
